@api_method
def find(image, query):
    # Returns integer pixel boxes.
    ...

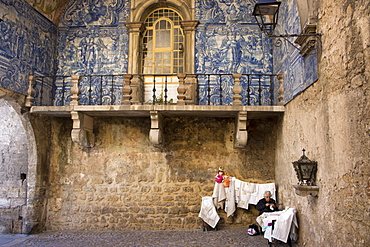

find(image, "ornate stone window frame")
[126,0,198,75]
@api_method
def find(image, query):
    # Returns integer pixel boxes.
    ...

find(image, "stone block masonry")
[44,116,277,231]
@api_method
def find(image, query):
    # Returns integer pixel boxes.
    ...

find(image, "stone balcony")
[26,73,285,148]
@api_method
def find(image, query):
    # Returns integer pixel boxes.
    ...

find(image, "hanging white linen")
[271,208,298,243]
[224,177,236,217]
[237,181,256,209]
[198,196,220,229]
[212,182,226,209]
[249,182,276,205]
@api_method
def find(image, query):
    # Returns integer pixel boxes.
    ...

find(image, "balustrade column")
[70,75,81,106]
[177,73,187,105]
[25,75,36,107]
[122,74,133,105]
[232,73,243,106]
[277,74,284,105]
[184,75,197,105]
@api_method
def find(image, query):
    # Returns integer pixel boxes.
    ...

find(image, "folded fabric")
[212,182,226,209]
[198,196,220,229]
[272,208,298,243]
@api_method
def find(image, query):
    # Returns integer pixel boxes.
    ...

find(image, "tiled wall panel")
[0,0,57,95]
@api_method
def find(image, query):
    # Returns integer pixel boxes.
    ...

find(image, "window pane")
[143,67,152,73]
[155,67,163,74]
[163,67,171,73]
[156,30,171,47]
[143,59,152,66]
[163,52,171,59]
[155,60,162,67]
[155,53,163,59]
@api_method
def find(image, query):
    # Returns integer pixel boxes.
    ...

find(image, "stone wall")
[44,116,278,231]
[274,0,370,246]
[25,114,52,233]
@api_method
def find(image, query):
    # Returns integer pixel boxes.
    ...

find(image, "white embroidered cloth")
[249,183,276,205]
[198,196,220,228]
[256,208,298,243]
[212,182,226,209]
[272,208,298,242]
[224,177,236,217]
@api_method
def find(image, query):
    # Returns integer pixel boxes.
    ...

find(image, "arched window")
[142,8,184,74]
[126,2,197,104]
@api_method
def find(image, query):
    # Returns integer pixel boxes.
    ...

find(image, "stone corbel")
[149,111,163,147]
[293,185,319,197]
[71,111,95,147]
[294,24,321,56]
[234,111,248,148]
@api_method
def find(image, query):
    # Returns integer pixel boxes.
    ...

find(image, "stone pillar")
[232,73,243,106]
[177,73,187,105]
[125,22,145,104]
[277,74,284,106]
[130,75,143,104]
[181,20,199,74]
[70,75,81,106]
[122,74,133,105]
[125,22,144,75]
[25,75,36,107]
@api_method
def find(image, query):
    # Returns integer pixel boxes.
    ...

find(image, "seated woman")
[256,191,278,215]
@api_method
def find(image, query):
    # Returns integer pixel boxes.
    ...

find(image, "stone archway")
[0,98,29,233]
[0,94,40,234]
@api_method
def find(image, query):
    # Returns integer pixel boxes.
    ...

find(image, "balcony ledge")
[30,104,285,118]
[29,105,284,149]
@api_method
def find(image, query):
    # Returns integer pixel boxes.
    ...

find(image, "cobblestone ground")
[11,226,283,247]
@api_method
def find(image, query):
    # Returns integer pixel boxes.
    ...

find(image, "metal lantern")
[252,0,281,36]
[293,149,317,186]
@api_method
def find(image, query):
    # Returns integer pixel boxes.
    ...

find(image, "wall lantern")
[292,149,319,196]
[252,0,281,36]
[293,149,317,186]
[252,0,322,54]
